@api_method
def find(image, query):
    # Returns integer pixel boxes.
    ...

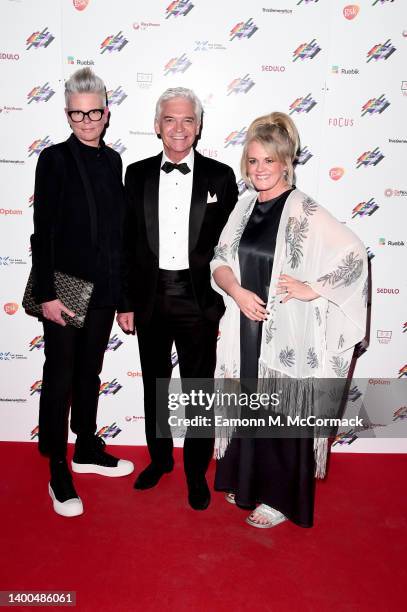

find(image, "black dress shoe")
[134,463,173,490]
[187,478,211,511]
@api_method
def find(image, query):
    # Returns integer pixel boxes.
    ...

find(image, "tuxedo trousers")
[136,269,218,483]
[38,307,115,458]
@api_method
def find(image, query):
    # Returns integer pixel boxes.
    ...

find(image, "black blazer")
[119,150,238,324]
[30,134,124,304]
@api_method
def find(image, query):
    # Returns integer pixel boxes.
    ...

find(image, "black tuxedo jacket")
[30,134,124,304]
[119,150,238,324]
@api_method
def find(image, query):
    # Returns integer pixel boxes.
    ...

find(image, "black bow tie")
[161,161,191,175]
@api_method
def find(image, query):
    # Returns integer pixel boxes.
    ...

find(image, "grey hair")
[155,87,202,124]
[64,67,106,107]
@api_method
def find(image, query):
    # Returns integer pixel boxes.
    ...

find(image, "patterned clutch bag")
[22,270,94,328]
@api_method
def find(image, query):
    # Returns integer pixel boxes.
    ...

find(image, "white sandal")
[225,492,236,505]
[246,504,287,529]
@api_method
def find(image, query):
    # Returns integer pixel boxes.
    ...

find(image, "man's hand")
[117,312,135,333]
[41,299,76,326]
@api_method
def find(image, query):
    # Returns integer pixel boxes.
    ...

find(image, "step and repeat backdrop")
[1,0,406,452]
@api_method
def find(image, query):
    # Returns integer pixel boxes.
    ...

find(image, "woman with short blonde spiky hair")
[211,111,368,529]
[27,67,134,518]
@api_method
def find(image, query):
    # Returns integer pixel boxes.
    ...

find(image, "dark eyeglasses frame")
[67,108,105,123]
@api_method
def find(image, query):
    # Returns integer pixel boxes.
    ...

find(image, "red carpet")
[0,442,405,611]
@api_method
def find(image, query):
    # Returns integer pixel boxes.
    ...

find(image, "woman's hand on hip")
[41,299,76,326]
[230,286,268,321]
[277,274,319,303]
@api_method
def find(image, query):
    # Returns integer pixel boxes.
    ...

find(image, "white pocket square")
[207,192,217,203]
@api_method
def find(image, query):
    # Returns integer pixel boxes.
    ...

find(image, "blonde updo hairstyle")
[241,112,300,187]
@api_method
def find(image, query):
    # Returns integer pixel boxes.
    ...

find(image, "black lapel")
[144,153,162,257]
[66,134,98,248]
[189,151,209,253]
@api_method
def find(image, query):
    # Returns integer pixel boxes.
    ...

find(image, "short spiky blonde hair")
[241,112,300,186]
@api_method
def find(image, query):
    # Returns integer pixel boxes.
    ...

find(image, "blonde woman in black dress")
[211,113,367,528]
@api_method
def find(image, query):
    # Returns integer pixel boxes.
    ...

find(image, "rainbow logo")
[367,39,396,62]
[352,198,379,218]
[166,0,194,18]
[332,429,358,446]
[26,28,55,50]
[97,423,122,438]
[106,86,127,106]
[30,426,39,440]
[30,380,42,395]
[237,179,248,196]
[227,74,255,96]
[297,146,313,165]
[107,139,127,155]
[361,95,390,116]
[100,31,128,54]
[29,336,45,351]
[397,364,407,379]
[99,378,122,395]
[28,136,53,157]
[293,39,321,61]
[230,18,258,41]
[356,147,384,168]
[289,94,317,115]
[393,407,407,421]
[348,385,363,402]
[106,334,123,351]
[164,53,192,75]
[224,127,247,148]
[27,83,55,104]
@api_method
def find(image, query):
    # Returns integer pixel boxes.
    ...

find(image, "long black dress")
[214,189,315,527]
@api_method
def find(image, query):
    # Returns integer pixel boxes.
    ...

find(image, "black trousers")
[38,307,115,458]
[136,270,218,483]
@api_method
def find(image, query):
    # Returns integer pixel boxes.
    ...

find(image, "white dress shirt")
[158,149,194,270]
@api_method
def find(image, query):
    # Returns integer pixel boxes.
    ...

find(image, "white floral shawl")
[210,188,368,477]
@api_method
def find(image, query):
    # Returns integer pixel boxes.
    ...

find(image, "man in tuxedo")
[117,87,238,510]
